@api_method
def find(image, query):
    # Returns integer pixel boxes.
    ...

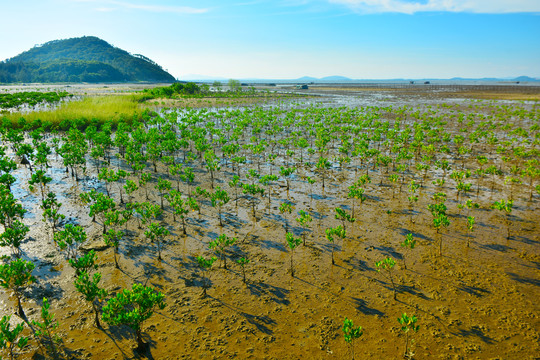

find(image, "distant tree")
[228,79,241,92]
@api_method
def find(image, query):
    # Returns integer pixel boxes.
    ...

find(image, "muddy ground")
[1,86,539,360]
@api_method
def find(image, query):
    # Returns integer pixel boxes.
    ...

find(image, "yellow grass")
[5,94,146,127]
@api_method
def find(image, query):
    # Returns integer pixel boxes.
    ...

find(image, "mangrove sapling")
[236,257,250,283]
[279,202,294,234]
[16,143,34,174]
[139,172,152,201]
[103,229,123,269]
[242,183,265,219]
[124,179,138,203]
[228,175,241,208]
[187,197,200,216]
[399,233,416,270]
[315,157,331,190]
[134,202,162,229]
[144,223,170,261]
[155,178,172,210]
[306,176,316,202]
[0,315,28,360]
[211,186,230,226]
[60,127,88,181]
[279,166,295,192]
[169,164,183,191]
[296,210,313,246]
[32,298,60,359]
[0,153,17,190]
[0,185,26,230]
[102,283,166,353]
[259,174,279,209]
[504,176,522,201]
[115,169,128,204]
[0,220,29,258]
[68,250,98,276]
[466,216,475,247]
[209,234,237,269]
[397,313,419,359]
[334,207,355,233]
[41,192,65,238]
[347,184,366,218]
[81,191,115,233]
[475,155,488,197]
[166,190,189,233]
[523,159,540,201]
[74,271,108,328]
[326,225,345,265]
[432,214,450,256]
[196,256,216,297]
[286,232,302,277]
[204,150,221,189]
[54,224,87,260]
[0,259,36,318]
[342,317,363,360]
[27,169,52,201]
[375,257,398,300]
[491,199,514,241]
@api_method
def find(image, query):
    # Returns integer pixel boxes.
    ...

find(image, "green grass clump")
[3,94,145,129]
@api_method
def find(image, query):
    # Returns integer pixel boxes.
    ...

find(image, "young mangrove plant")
[74,271,108,328]
[209,234,237,269]
[54,224,87,262]
[342,317,363,360]
[399,233,416,270]
[334,207,355,232]
[102,283,166,353]
[32,298,60,359]
[326,225,346,265]
[0,220,29,258]
[286,232,302,277]
[196,256,216,297]
[375,257,398,300]
[103,228,123,269]
[279,202,294,233]
[40,192,65,238]
[398,313,420,359]
[210,186,230,226]
[242,183,265,219]
[296,210,313,246]
[491,199,514,241]
[0,315,28,360]
[166,190,189,234]
[236,257,250,283]
[144,223,170,261]
[279,166,295,192]
[0,259,36,318]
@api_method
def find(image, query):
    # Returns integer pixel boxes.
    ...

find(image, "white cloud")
[329,0,540,14]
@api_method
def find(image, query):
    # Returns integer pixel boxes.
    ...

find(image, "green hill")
[0,36,176,83]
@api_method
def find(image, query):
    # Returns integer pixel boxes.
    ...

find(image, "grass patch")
[3,94,147,129]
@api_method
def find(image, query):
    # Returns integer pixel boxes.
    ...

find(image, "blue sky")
[1,0,539,79]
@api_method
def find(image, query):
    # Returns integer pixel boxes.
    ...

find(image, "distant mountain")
[513,76,539,82]
[296,76,318,82]
[320,75,352,81]
[0,36,175,83]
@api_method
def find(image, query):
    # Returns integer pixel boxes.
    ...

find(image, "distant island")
[182,74,540,84]
[0,36,175,83]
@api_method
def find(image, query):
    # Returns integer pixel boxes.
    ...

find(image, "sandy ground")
[0,89,539,360]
